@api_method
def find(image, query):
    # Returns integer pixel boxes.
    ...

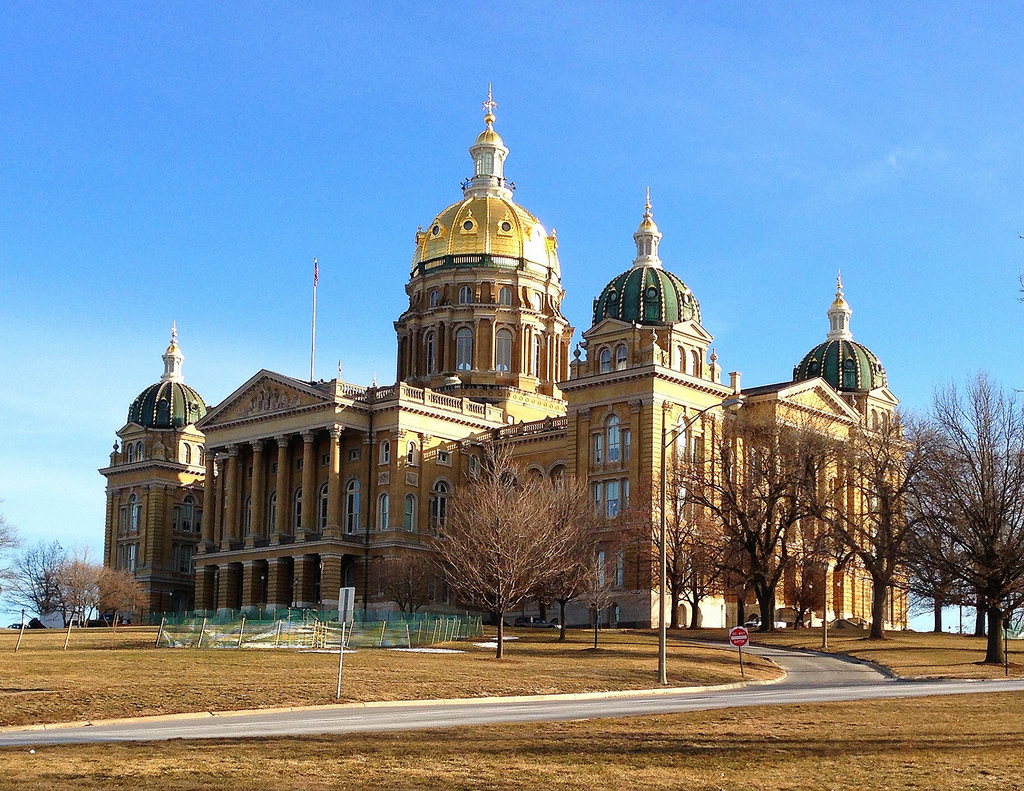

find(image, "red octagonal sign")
[729,626,749,647]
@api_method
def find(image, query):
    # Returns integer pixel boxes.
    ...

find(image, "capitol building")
[99,96,906,630]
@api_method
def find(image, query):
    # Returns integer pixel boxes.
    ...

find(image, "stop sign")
[729,626,749,647]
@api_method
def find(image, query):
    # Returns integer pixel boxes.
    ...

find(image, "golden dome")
[412,195,561,280]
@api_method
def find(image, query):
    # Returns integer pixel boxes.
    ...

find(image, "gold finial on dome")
[632,188,662,268]
[832,269,849,309]
[161,322,185,383]
[827,271,854,341]
[645,186,652,216]
[482,83,497,126]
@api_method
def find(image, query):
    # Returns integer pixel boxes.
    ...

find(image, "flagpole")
[310,257,318,381]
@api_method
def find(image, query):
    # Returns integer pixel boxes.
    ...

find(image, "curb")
[0,670,787,734]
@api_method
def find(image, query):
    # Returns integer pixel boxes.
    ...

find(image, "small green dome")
[128,381,207,428]
[793,339,887,392]
[593,265,701,326]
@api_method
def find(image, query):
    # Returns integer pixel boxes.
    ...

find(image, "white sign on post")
[338,586,356,623]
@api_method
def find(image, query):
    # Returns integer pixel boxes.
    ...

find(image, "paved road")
[4,643,1024,746]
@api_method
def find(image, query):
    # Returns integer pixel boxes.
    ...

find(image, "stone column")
[221,445,239,550]
[325,426,342,538]
[320,553,342,610]
[273,435,290,543]
[266,557,291,609]
[213,456,224,546]
[298,431,316,540]
[241,560,261,612]
[194,564,216,612]
[292,554,318,609]
[247,440,266,547]
[217,563,240,614]
[200,453,216,551]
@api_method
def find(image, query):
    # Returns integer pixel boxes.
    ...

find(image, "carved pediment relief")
[236,385,304,417]
[201,371,334,427]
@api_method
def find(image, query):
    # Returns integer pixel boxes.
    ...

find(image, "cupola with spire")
[127,325,208,428]
[593,192,701,326]
[793,273,887,392]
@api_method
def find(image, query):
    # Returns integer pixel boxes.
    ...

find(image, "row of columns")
[200,427,349,553]
[195,553,352,612]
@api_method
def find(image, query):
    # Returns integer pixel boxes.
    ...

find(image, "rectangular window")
[118,507,128,535]
[593,434,603,464]
[348,448,361,462]
[271,462,278,474]
[437,450,450,466]
[322,453,330,466]
[127,544,137,573]
[622,429,631,461]
[605,480,620,519]
[622,478,630,508]
[181,502,193,533]
[693,435,705,463]
[615,550,625,587]
[194,508,203,535]
[173,505,182,532]
[296,458,303,470]
[248,466,253,478]
[591,483,602,513]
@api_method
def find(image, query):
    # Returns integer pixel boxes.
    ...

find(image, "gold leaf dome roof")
[411,197,561,283]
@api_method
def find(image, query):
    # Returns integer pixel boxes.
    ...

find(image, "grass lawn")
[0,626,777,727]
[685,627,1024,680]
[2,692,1023,790]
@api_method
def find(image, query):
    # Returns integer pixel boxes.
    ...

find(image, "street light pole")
[657,394,744,686]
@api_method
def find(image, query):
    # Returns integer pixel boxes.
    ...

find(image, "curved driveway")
[3,642,1024,746]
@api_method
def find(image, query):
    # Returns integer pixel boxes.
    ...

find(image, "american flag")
[313,258,318,286]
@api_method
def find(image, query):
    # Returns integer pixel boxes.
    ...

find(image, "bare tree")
[681,414,827,631]
[905,526,966,633]
[581,544,617,649]
[530,477,599,642]
[437,445,582,658]
[8,540,67,619]
[57,549,102,626]
[814,413,930,639]
[372,553,438,613]
[99,567,146,629]
[913,373,1024,663]
[0,509,19,602]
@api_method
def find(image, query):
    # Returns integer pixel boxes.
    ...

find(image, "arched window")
[267,491,277,533]
[871,410,880,430]
[459,285,473,304]
[128,494,140,532]
[378,492,390,530]
[607,414,621,462]
[429,290,440,308]
[495,328,513,372]
[292,487,302,531]
[599,348,612,373]
[181,495,195,532]
[429,480,450,534]
[126,443,135,464]
[404,494,416,531]
[380,440,391,464]
[678,347,686,373]
[136,441,144,460]
[691,350,702,378]
[318,481,329,530]
[456,327,473,371]
[498,286,512,306]
[345,479,361,534]
[407,441,418,465]
[425,332,436,374]
[550,464,566,483]
[242,495,252,536]
[183,444,192,464]
[615,344,628,371]
[199,447,205,466]
[532,335,541,377]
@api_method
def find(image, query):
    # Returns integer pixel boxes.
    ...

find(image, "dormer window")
[615,345,628,370]
[599,348,612,373]
[459,285,473,304]
[429,290,440,308]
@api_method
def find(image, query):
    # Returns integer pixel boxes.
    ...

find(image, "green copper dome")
[593,265,701,326]
[793,339,887,392]
[128,380,207,428]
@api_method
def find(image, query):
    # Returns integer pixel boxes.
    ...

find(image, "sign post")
[336,587,356,699]
[729,625,750,678]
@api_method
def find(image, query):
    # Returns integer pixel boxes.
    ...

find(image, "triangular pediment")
[777,378,861,422]
[198,370,336,428]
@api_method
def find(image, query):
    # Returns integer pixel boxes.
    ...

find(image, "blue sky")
[1,3,1021,625]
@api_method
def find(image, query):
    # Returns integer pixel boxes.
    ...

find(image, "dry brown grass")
[682,627,1024,679]
[0,626,776,726]
[2,692,1023,789]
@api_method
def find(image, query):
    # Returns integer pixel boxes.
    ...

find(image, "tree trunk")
[975,595,986,636]
[985,606,1003,664]
[933,601,943,633]
[538,601,548,621]
[496,613,504,659]
[593,608,599,649]
[736,595,746,628]
[688,599,700,629]
[669,587,679,629]
[756,587,774,632]
[868,578,887,640]
[557,600,567,643]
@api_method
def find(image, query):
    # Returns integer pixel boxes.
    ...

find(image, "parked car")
[512,616,557,628]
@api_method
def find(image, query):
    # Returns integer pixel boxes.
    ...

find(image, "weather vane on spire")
[836,269,844,297]
[645,186,652,215]
[171,320,178,344]
[482,83,497,119]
